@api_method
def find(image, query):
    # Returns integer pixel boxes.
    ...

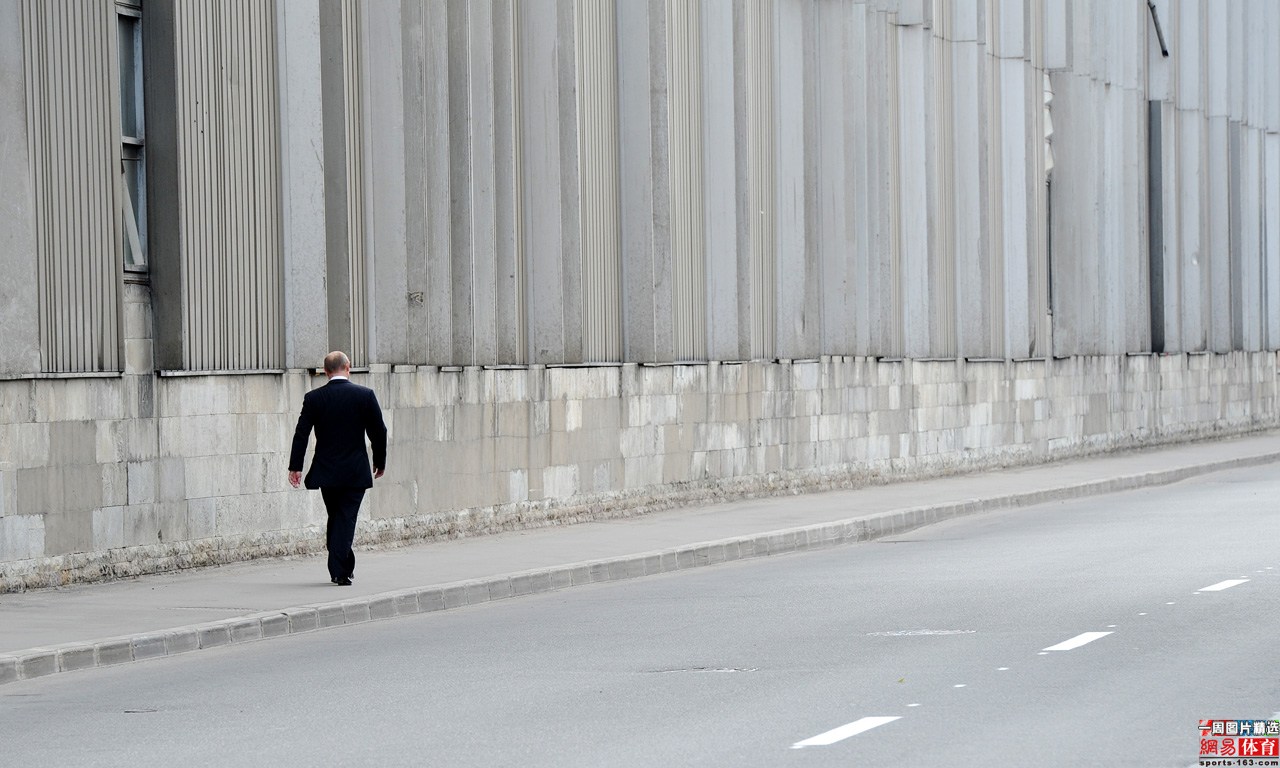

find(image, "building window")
[118,1,146,271]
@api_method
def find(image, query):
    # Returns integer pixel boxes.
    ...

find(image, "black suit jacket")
[288,378,388,490]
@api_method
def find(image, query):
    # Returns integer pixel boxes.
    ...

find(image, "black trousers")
[320,487,365,580]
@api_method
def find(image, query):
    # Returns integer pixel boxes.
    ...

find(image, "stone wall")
[1,349,1277,591]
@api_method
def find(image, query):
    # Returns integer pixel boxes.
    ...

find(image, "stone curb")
[1,450,1276,687]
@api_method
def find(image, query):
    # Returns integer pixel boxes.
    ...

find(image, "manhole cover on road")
[866,629,977,637]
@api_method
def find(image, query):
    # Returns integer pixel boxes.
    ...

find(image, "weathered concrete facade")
[2,0,1280,588]
[3,352,1277,589]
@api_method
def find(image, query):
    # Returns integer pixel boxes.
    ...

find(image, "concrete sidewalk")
[3,431,1280,686]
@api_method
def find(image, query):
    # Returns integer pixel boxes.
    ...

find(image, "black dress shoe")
[336,576,352,586]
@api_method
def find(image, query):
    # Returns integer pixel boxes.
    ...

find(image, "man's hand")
[373,468,385,480]
[288,471,302,488]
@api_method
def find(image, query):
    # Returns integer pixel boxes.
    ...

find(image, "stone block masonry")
[0,352,1278,590]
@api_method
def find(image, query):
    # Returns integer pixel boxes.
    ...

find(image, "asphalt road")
[3,464,1279,767]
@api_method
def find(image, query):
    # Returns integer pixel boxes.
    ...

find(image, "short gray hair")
[323,351,350,373]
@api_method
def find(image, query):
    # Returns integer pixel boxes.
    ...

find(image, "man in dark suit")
[288,351,388,586]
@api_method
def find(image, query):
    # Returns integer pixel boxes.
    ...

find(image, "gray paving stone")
[548,567,573,590]
[641,554,663,576]
[509,574,533,596]
[527,572,552,594]
[18,649,56,679]
[130,634,167,661]
[441,585,467,609]
[416,588,446,612]
[229,618,262,643]
[317,605,346,629]
[392,591,421,616]
[368,596,395,621]
[341,602,370,625]
[56,644,97,673]
[97,638,134,666]
[464,581,491,605]
[486,577,513,600]
[164,629,199,655]
[198,624,231,649]
[260,614,290,638]
[286,608,318,633]
[569,565,592,585]
[0,656,17,685]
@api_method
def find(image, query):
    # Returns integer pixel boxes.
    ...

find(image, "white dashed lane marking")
[791,717,902,749]
[1199,579,1249,592]
[1043,631,1113,652]
[794,570,1269,752]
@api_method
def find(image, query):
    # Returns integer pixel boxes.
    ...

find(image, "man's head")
[323,351,351,378]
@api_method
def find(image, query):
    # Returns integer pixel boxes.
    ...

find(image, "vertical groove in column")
[227,0,242,369]
[934,32,957,357]
[244,0,254,364]
[497,0,524,364]
[261,0,283,367]
[574,0,621,362]
[985,36,1006,358]
[510,0,527,364]
[886,17,902,356]
[746,0,776,361]
[343,0,367,365]
[67,1,84,371]
[667,0,707,362]
[80,0,96,369]
[1030,4,1051,357]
